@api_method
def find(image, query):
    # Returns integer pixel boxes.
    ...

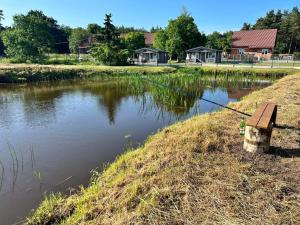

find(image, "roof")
[231,29,277,49]
[186,46,221,53]
[144,33,155,45]
[135,47,167,53]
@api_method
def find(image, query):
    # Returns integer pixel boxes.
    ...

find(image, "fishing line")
[138,76,299,131]
[138,76,251,117]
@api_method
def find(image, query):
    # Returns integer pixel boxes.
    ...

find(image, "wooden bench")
[243,102,277,153]
[246,102,277,129]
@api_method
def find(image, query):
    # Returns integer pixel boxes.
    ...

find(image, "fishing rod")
[138,76,252,117]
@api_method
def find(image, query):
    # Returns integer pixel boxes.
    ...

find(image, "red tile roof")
[232,29,277,49]
[144,32,155,45]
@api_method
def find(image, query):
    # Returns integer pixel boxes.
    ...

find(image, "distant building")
[186,46,222,63]
[134,48,168,65]
[231,29,277,60]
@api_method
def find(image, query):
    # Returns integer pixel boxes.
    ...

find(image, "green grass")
[0,63,294,83]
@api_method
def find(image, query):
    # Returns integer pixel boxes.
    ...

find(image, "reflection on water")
[0,78,269,224]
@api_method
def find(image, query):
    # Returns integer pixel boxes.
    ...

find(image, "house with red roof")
[231,29,277,60]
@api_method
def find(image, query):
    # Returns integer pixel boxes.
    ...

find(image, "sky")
[1,0,299,34]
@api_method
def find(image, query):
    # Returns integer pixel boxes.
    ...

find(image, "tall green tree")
[287,7,300,53]
[154,10,205,60]
[90,14,128,65]
[153,29,168,50]
[68,27,89,53]
[2,10,56,62]
[206,31,232,53]
[246,7,300,53]
[101,14,119,45]
[0,10,3,30]
[121,31,145,54]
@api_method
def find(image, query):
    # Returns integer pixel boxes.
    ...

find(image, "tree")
[117,26,146,34]
[0,10,3,31]
[241,23,252,30]
[2,10,55,62]
[154,10,205,60]
[90,14,128,65]
[150,26,162,33]
[101,14,119,45]
[246,7,300,53]
[68,27,89,53]
[90,43,128,66]
[206,31,232,53]
[154,29,168,50]
[87,23,102,34]
[287,7,300,53]
[0,10,4,55]
[121,31,145,54]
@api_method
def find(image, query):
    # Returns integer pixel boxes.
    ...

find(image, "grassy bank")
[0,63,294,83]
[0,64,177,83]
[27,73,300,224]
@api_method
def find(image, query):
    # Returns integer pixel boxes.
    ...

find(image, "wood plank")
[256,103,276,129]
[246,103,268,127]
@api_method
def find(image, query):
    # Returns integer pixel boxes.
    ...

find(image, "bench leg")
[243,124,273,153]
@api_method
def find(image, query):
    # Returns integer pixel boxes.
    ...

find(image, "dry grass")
[27,74,300,225]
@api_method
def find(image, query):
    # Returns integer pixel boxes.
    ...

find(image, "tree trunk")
[288,33,294,54]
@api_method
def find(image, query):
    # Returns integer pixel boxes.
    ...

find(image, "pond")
[0,76,269,224]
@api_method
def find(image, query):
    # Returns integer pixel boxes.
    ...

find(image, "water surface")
[0,78,269,224]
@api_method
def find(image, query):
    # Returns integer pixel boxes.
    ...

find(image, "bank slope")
[27,74,300,225]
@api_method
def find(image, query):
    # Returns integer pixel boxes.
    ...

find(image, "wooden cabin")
[134,48,169,65]
[186,46,222,63]
[231,29,277,60]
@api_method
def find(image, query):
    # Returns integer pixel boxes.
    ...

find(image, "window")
[262,49,269,54]
[239,48,245,55]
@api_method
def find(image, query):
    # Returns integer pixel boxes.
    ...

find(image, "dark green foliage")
[69,28,89,53]
[1,10,69,61]
[0,9,3,31]
[87,23,102,34]
[294,52,300,60]
[0,10,4,55]
[1,11,55,62]
[121,32,145,54]
[0,37,4,55]
[154,9,205,60]
[206,31,232,53]
[117,26,146,34]
[101,14,119,45]
[91,43,128,66]
[241,23,252,30]
[150,26,163,33]
[90,14,130,65]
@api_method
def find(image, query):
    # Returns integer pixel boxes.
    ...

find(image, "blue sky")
[1,0,299,34]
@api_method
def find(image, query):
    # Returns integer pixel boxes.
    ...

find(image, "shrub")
[293,52,300,60]
[90,43,129,66]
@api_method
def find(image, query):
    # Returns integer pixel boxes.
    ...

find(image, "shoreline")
[0,63,293,83]
[27,73,300,224]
